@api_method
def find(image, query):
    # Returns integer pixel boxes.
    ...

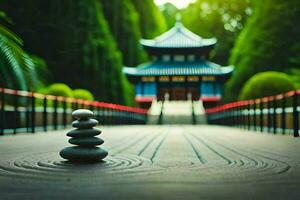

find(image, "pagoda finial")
[176,13,182,22]
[176,13,182,23]
[175,13,182,28]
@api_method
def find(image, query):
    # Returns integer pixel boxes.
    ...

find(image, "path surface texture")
[0,125,300,200]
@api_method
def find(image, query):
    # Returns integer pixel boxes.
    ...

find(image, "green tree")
[225,0,300,102]
[131,0,167,39]
[0,0,132,105]
[100,0,146,66]
[160,3,178,29]
[181,0,252,65]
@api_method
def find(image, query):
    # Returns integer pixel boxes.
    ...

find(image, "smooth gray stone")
[69,137,104,147]
[67,128,101,138]
[59,146,108,162]
[72,119,98,129]
[72,109,94,120]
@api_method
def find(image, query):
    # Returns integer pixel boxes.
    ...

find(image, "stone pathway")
[0,125,300,199]
[147,100,206,124]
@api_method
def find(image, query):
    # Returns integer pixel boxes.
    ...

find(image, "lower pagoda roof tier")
[123,60,234,77]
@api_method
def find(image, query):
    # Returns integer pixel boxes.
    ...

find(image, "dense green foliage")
[225,0,300,102]
[73,89,94,101]
[131,0,167,39]
[47,83,73,98]
[0,0,131,104]
[239,72,295,100]
[160,3,178,29]
[0,11,39,91]
[181,0,252,65]
[100,0,145,66]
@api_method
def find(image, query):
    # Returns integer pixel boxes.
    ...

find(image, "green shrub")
[239,71,295,100]
[73,89,94,101]
[47,83,73,98]
[35,87,48,107]
[37,87,48,95]
[286,68,300,89]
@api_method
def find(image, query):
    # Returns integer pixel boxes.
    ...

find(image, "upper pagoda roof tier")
[140,21,217,49]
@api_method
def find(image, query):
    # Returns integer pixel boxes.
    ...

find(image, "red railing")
[205,89,300,137]
[0,88,148,135]
[0,88,148,114]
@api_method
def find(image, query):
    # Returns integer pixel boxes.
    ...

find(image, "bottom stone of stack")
[60,146,108,162]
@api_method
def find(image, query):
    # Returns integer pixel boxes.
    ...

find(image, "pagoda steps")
[147,100,207,125]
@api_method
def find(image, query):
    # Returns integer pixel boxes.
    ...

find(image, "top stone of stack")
[72,109,94,120]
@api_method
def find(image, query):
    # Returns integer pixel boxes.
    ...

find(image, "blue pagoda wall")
[201,81,221,97]
[135,78,222,102]
[135,82,157,98]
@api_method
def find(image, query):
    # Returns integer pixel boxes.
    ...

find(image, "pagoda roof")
[140,21,217,49]
[123,60,234,77]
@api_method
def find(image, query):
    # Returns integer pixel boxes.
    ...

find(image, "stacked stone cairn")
[60,109,108,162]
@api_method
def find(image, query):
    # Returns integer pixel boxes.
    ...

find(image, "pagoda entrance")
[157,81,200,101]
[187,82,200,101]
[171,86,186,100]
[158,87,169,101]
[158,87,187,101]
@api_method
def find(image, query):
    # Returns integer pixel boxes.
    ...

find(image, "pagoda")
[123,17,234,109]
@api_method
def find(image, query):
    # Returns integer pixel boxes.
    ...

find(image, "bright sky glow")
[154,0,196,9]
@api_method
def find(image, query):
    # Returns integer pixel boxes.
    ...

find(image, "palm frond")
[0,23,39,90]
[0,10,13,25]
[0,25,23,46]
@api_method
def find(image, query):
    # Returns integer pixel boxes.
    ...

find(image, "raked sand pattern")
[0,125,300,199]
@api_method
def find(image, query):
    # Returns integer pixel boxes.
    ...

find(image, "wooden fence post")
[31,93,35,133]
[43,96,47,132]
[293,92,299,137]
[281,95,286,134]
[253,101,256,131]
[260,99,264,132]
[0,90,4,135]
[273,97,277,134]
